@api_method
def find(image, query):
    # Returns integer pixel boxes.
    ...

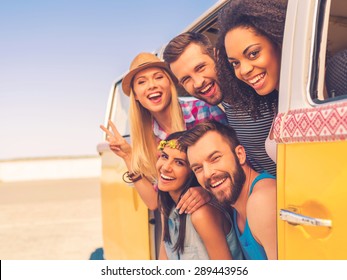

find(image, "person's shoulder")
[190,203,224,225]
[247,174,276,213]
[247,174,277,246]
[252,174,276,195]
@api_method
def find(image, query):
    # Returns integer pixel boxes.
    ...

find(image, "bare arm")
[128,176,158,210]
[191,205,232,260]
[247,179,277,260]
[100,120,158,210]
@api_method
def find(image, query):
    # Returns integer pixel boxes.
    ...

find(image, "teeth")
[211,177,226,188]
[249,73,265,84]
[200,83,212,94]
[161,173,175,180]
[148,92,161,99]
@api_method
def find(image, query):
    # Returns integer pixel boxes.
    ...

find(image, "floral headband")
[157,139,180,151]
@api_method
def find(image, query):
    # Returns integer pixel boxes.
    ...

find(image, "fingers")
[177,187,211,214]
[109,144,121,152]
[108,120,122,138]
[194,187,212,205]
[187,199,205,214]
[100,121,124,145]
[100,124,113,138]
[176,188,192,213]
[179,195,200,214]
[177,188,198,214]
[100,121,132,160]
[100,124,121,149]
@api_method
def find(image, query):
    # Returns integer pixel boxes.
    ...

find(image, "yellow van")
[275,0,347,259]
[97,0,347,260]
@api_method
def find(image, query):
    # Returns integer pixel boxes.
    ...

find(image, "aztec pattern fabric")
[273,101,347,143]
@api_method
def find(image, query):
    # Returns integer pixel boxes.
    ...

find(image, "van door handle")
[279,209,332,227]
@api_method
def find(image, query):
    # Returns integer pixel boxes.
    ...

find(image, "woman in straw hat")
[101,52,227,210]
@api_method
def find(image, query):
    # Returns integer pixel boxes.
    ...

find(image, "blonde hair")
[129,71,185,182]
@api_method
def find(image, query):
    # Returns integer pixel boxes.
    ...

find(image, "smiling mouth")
[210,177,227,188]
[148,92,162,101]
[160,173,175,181]
[198,82,214,95]
[248,73,265,87]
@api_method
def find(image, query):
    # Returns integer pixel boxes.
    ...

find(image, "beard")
[204,158,246,205]
[193,81,223,106]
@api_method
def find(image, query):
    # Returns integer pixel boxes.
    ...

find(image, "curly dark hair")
[216,0,287,119]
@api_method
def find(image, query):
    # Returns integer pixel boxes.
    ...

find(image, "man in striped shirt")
[163,32,276,177]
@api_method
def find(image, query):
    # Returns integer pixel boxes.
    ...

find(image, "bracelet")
[122,171,143,184]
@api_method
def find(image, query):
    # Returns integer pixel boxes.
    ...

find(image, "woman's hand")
[176,187,211,214]
[101,120,158,210]
[100,120,132,161]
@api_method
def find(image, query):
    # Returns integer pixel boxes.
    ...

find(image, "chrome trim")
[280,209,332,227]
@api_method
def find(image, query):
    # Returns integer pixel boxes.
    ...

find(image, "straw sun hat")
[121,52,177,96]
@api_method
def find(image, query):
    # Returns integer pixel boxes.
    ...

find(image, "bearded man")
[178,120,277,260]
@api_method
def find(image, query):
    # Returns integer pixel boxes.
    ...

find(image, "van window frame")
[308,0,327,104]
[308,0,347,104]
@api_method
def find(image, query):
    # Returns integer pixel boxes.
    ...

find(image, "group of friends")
[100,0,287,260]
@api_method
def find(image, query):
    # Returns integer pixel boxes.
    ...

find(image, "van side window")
[310,0,347,103]
[325,49,347,98]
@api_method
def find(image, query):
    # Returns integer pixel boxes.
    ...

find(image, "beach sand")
[0,178,103,260]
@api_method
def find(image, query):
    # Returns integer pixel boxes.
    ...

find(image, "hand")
[100,120,132,161]
[176,187,211,214]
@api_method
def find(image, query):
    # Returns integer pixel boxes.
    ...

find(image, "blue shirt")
[233,172,275,260]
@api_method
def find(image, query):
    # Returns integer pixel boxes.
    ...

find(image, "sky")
[0,0,218,160]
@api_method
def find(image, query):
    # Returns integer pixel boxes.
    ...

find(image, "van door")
[275,0,347,259]
[98,81,154,260]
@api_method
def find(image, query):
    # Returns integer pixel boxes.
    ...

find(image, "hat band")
[136,61,152,68]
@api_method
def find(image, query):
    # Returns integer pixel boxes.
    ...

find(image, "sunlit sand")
[0,178,103,260]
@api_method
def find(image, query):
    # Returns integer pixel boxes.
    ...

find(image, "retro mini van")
[97,0,347,259]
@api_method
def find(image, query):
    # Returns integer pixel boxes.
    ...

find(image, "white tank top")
[265,134,277,163]
[265,118,277,163]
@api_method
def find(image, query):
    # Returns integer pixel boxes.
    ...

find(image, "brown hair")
[163,32,214,65]
[178,120,240,153]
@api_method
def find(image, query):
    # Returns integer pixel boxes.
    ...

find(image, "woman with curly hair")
[216,0,287,163]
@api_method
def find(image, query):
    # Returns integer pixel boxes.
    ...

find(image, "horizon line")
[0,154,100,163]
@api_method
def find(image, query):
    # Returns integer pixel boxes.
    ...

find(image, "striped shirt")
[222,101,277,177]
[153,99,228,140]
